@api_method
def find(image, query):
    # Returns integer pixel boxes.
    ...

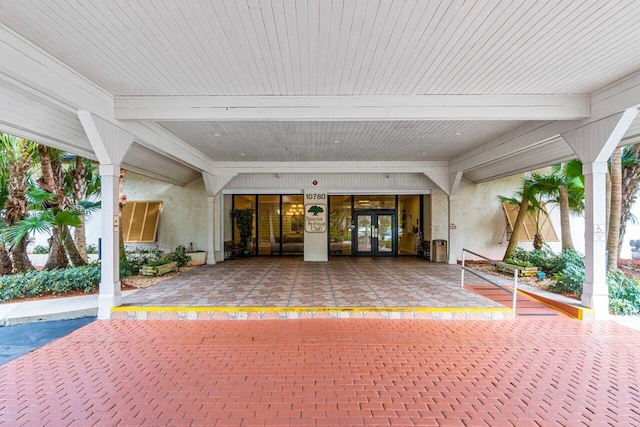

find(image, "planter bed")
[496,264,540,277]
[141,261,178,277]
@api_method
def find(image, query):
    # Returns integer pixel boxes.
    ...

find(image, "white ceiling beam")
[591,70,640,122]
[0,24,213,175]
[450,121,579,173]
[202,173,237,197]
[114,95,590,121]
[450,70,640,176]
[210,161,449,176]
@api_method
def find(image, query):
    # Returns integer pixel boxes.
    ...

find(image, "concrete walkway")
[0,290,138,326]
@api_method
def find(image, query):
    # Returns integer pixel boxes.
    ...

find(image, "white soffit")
[158,120,528,162]
[2,1,640,97]
[122,143,201,186]
[0,1,640,184]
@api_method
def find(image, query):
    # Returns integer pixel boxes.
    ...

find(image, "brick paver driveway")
[2,319,639,426]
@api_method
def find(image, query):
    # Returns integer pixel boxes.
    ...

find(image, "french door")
[353,210,396,256]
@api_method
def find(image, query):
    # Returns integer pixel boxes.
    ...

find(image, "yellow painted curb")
[517,289,593,320]
[112,306,512,313]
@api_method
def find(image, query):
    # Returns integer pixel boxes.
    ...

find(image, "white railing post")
[461,249,466,288]
[512,271,519,315]
[461,248,519,317]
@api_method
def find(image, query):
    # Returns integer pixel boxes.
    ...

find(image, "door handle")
[372,227,378,238]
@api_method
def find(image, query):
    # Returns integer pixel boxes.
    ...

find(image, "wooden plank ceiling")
[3,1,639,97]
[1,1,640,179]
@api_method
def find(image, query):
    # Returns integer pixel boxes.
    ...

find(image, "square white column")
[582,162,609,319]
[98,165,121,319]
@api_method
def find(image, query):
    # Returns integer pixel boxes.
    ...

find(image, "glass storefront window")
[281,195,304,255]
[257,195,280,255]
[398,195,421,255]
[354,195,395,209]
[232,195,256,255]
[329,195,352,255]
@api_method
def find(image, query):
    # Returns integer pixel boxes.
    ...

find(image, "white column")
[213,192,228,262]
[582,162,609,319]
[98,165,121,319]
[78,111,133,319]
[447,195,458,264]
[206,196,216,265]
[304,190,328,262]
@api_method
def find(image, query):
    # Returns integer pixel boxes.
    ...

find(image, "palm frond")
[78,200,101,213]
[3,212,53,246]
[53,210,82,228]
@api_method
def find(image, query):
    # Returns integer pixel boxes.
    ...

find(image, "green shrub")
[509,245,555,271]
[0,264,100,302]
[547,249,585,296]
[123,247,164,274]
[608,270,640,315]
[86,244,98,254]
[504,258,533,267]
[32,245,49,254]
[167,245,191,268]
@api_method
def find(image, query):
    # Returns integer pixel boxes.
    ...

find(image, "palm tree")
[4,186,83,268]
[0,134,36,273]
[499,177,539,260]
[36,145,77,269]
[619,143,640,254]
[529,160,584,251]
[608,147,622,271]
[67,156,100,262]
[0,164,13,275]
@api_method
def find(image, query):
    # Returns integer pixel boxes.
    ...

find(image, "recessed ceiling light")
[333,140,341,144]
[213,133,221,137]
[454,132,464,136]
[422,152,428,155]
[240,153,246,156]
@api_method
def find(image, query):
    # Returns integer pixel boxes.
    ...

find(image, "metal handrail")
[461,248,519,315]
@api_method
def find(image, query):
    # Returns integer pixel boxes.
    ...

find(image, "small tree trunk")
[0,247,12,276]
[503,198,530,261]
[11,236,34,273]
[43,228,69,270]
[558,185,574,251]
[607,148,622,271]
[71,156,89,261]
[63,226,86,267]
[533,233,544,250]
[619,145,640,254]
[74,216,88,262]
[119,169,127,262]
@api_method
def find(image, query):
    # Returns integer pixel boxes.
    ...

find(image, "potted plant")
[185,242,207,266]
[232,208,254,256]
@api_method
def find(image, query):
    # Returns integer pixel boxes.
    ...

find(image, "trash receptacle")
[432,239,447,262]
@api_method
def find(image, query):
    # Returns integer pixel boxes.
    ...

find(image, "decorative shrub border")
[0,263,100,302]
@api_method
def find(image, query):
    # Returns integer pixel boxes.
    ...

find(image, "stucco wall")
[122,172,208,253]
[32,170,592,264]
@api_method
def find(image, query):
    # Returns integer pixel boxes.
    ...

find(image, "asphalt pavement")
[0,317,95,365]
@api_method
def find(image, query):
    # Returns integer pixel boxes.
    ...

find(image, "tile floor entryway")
[3,319,640,425]
[116,258,517,320]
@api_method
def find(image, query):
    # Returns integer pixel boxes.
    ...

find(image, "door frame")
[352,209,397,256]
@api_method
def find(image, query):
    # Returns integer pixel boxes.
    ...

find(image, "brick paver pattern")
[2,319,639,426]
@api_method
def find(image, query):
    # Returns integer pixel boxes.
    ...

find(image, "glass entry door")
[353,210,396,256]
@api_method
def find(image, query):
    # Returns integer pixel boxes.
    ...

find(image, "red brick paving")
[2,319,640,426]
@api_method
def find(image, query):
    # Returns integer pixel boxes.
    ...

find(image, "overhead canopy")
[0,1,639,185]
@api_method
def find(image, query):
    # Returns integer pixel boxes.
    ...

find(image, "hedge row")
[0,263,100,302]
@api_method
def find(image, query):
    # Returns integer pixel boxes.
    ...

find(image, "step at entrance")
[468,285,570,318]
